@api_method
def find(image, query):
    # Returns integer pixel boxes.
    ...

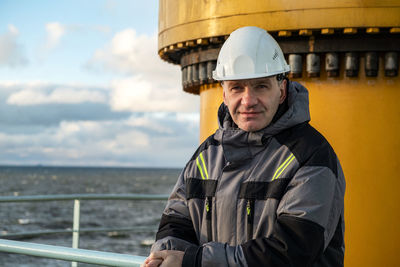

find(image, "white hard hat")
[213,26,290,81]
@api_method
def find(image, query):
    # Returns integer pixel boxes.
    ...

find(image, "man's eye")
[257,84,268,89]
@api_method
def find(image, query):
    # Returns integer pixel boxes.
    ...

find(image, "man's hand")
[141,250,184,267]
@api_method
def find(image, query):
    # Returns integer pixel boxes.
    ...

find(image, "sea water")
[0,166,180,266]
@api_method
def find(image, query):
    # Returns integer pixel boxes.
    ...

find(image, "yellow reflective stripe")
[199,152,209,179]
[196,156,206,180]
[272,153,295,181]
[275,154,295,180]
[272,153,293,180]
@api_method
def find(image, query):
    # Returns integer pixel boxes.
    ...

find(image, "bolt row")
[278,27,400,37]
[160,27,400,65]
[289,52,399,78]
[182,61,216,91]
[181,52,399,92]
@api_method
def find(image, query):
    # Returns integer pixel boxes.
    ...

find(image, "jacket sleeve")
[182,156,345,267]
[151,170,199,253]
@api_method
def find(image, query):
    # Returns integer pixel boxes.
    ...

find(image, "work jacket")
[151,81,346,267]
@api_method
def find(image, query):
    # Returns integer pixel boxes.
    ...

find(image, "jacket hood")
[214,81,310,163]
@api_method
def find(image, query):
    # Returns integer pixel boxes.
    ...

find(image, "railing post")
[71,199,80,267]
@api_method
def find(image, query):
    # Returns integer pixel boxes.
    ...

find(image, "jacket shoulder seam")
[274,123,338,177]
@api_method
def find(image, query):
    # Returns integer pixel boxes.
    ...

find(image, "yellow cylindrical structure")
[158,1,400,266]
[199,84,223,141]
[159,1,400,52]
[305,58,400,267]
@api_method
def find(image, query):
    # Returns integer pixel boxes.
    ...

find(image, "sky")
[0,0,200,168]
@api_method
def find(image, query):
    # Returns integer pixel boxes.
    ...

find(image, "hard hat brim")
[212,68,290,81]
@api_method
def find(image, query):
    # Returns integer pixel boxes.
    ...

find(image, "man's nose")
[241,87,258,107]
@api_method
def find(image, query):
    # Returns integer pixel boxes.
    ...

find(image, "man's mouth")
[241,111,260,114]
[239,111,261,118]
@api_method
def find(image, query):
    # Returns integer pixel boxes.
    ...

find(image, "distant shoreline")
[0,164,182,170]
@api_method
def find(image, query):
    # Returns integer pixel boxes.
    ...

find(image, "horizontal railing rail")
[0,239,146,266]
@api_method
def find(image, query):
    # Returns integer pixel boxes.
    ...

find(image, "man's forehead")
[224,76,275,86]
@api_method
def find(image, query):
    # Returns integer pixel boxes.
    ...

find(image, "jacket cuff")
[182,246,202,267]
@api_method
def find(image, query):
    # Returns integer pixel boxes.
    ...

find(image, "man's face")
[222,76,287,132]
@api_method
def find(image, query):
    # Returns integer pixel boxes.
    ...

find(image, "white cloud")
[8,24,19,35]
[88,29,171,77]
[0,24,28,67]
[110,76,151,111]
[86,28,199,113]
[0,82,127,129]
[54,119,152,149]
[7,87,107,106]
[109,76,197,112]
[0,81,200,167]
[103,129,150,154]
[0,113,199,167]
[37,22,112,61]
[125,114,174,134]
[45,22,65,50]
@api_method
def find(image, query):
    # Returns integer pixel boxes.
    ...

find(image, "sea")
[0,166,181,266]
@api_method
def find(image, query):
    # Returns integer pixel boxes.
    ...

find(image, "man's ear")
[279,79,287,104]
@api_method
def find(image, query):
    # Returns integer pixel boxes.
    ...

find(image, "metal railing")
[0,193,169,266]
[0,239,147,266]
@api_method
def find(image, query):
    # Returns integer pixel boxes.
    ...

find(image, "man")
[142,26,345,267]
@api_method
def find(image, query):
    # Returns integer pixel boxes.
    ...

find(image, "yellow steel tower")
[158,1,400,266]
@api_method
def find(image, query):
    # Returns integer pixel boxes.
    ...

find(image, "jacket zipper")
[246,199,255,241]
[206,197,213,242]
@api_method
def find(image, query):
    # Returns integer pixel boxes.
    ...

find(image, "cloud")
[86,29,167,75]
[109,76,197,112]
[8,24,19,35]
[0,24,28,67]
[0,82,199,167]
[86,28,199,113]
[7,87,107,106]
[0,25,202,167]
[0,82,130,128]
[0,81,199,167]
[40,22,111,59]
[45,22,65,50]
[0,113,199,167]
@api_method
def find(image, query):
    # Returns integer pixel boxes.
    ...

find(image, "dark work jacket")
[151,81,346,267]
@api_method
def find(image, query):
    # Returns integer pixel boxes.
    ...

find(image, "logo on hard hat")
[272,49,279,60]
